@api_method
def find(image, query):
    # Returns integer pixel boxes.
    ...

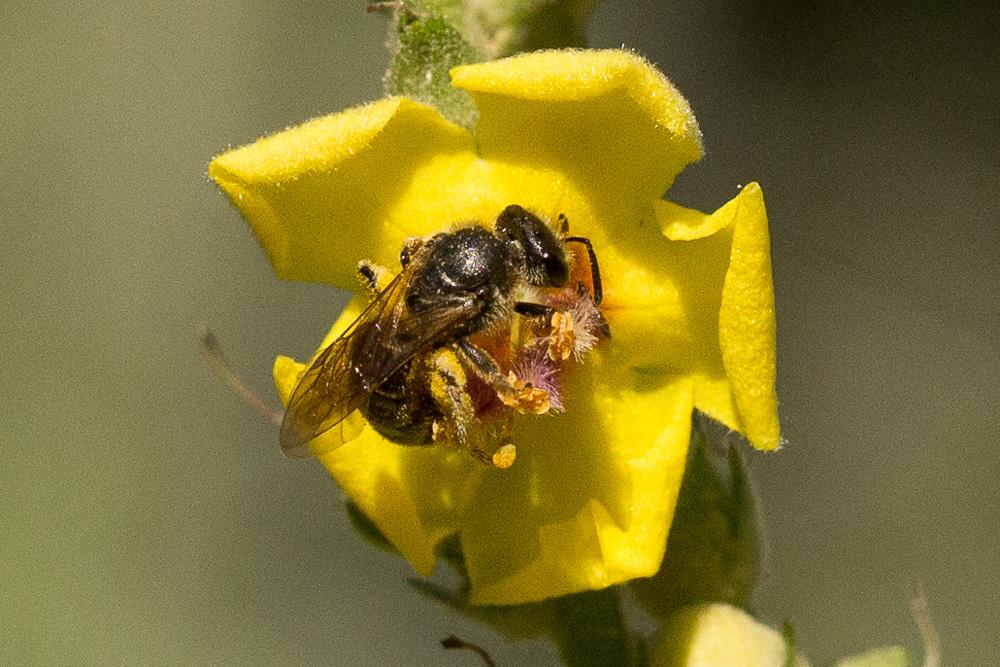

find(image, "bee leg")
[456,340,550,415]
[426,347,475,451]
[514,302,555,318]
[564,235,603,306]
[521,289,609,339]
[356,260,393,295]
[557,212,570,235]
[399,236,425,268]
[428,348,517,469]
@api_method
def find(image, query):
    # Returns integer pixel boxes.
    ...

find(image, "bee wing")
[279,271,409,458]
[279,269,482,458]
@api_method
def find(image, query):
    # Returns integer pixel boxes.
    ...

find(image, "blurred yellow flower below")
[652,604,809,667]
[209,49,779,605]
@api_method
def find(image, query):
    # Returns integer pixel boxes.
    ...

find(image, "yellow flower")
[209,49,779,605]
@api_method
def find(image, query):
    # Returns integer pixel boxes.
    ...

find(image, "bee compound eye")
[543,252,569,287]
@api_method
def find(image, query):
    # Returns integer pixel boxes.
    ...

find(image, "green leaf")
[551,588,642,667]
[834,645,911,667]
[406,533,560,642]
[415,0,599,58]
[373,0,602,129]
[345,500,398,555]
[631,419,762,617]
[782,622,798,667]
[412,585,639,666]
[409,577,560,642]
[410,537,640,665]
[382,3,482,129]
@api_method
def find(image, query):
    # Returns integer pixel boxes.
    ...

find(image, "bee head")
[494,204,569,289]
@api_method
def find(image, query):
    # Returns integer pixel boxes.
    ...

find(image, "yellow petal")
[272,302,478,576]
[658,198,732,241]
[461,367,694,605]
[452,50,703,211]
[594,214,739,433]
[594,233,726,375]
[209,97,477,288]
[654,185,780,450]
[317,433,479,577]
[717,184,780,450]
[652,604,807,667]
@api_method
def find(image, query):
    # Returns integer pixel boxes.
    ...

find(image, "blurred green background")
[3,1,997,664]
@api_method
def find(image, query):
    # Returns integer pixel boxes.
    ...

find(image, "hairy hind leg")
[356,260,394,295]
[455,340,550,415]
[427,347,517,469]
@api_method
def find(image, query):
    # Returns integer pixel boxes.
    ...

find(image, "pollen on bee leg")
[547,310,576,361]
[428,349,475,449]
[356,259,393,294]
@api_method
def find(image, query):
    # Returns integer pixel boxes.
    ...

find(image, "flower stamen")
[498,371,551,414]
[547,310,576,361]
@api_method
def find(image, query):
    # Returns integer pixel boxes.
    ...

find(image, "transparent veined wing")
[279,267,483,458]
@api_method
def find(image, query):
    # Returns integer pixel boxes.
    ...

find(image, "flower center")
[462,238,609,465]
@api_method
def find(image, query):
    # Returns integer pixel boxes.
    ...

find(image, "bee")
[280,204,606,467]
